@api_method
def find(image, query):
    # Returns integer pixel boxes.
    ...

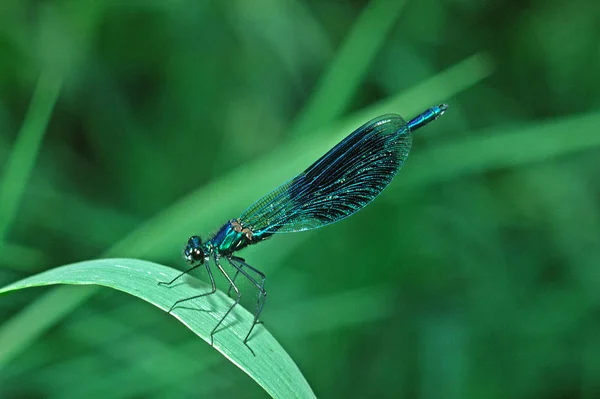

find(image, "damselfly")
[160,104,448,355]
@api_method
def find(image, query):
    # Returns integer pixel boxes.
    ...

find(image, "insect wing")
[239,114,411,234]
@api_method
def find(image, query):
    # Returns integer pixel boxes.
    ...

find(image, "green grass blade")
[0,259,316,399]
[292,0,409,134]
[0,71,62,243]
[396,109,600,190]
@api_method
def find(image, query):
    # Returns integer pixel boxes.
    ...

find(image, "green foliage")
[1,0,599,398]
[0,259,315,399]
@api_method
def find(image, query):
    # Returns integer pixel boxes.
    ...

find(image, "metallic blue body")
[207,220,273,256]
[209,221,247,255]
[194,104,448,259]
[407,104,447,131]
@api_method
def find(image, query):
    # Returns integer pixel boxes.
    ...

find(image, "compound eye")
[183,235,204,264]
[191,247,204,262]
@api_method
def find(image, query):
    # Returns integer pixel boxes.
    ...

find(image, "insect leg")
[211,256,248,352]
[163,259,216,313]
[228,257,267,349]
[227,257,246,298]
[158,264,201,286]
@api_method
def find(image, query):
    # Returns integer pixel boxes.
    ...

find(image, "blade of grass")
[0,259,316,399]
[0,70,62,244]
[393,109,600,191]
[292,0,409,134]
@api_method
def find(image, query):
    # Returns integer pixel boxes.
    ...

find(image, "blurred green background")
[1,0,600,398]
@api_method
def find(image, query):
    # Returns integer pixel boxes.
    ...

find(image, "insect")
[159,104,448,355]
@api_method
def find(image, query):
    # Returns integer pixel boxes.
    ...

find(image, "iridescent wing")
[239,114,411,234]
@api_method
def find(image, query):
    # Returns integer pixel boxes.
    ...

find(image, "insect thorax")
[209,219,270,256]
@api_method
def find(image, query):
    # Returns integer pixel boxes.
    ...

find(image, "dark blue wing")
[239,114,411,234]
